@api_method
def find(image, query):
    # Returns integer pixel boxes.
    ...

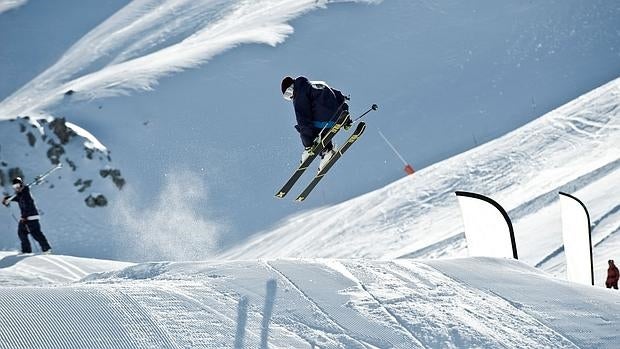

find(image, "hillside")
[0,1,618,256]
[220,77,620,284]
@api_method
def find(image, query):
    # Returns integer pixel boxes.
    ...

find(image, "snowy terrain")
[0,253,618,348]
[221,77,620,286]
[0,2,618,347]
[1,1,619,256]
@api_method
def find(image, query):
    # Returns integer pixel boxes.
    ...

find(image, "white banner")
[456,192,518,259]
[559,192,593,285]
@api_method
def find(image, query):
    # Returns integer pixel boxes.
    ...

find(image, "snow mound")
[0,257,618,348]
[0,251,131,286]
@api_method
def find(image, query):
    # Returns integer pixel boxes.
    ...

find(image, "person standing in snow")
[606,260,619,289]
[281,76,351,171]
[2,177,52,254]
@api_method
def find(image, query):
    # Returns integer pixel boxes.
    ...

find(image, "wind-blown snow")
[220,77,620,284]
[0,0,379,118]
[0,0,26,14]
[111,170,222,261]
[0,255,617,348]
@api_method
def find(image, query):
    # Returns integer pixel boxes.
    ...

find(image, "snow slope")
[2,0,619,255]
[0,0,378,119]
[0,0,26,15]
[221,77,620,284]
[0,251,131,286]
[0,256,617,348]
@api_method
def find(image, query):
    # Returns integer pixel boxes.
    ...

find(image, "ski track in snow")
[2,256,616,348]
[0,0,379,118]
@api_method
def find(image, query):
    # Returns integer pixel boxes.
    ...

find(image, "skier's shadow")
[234,278,278,349]
[0,254,31,269]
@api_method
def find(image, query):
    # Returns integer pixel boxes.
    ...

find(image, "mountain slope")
[220,78,620,282]
[0,256,618,348]
[1,1,619,254]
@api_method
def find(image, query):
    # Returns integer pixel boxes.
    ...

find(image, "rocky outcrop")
[1,116,124,208]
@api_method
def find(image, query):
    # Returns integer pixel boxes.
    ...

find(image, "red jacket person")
[606,260,619,289]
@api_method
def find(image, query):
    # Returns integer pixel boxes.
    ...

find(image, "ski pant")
[296,125,333,151]
[607,281,618,289]
[18,220,51,253]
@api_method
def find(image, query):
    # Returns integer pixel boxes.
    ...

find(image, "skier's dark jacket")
[292,77,348,147]
[8,186,39,218]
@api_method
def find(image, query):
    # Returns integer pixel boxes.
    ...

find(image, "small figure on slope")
[606,259,619,289]
[2,177,52,254]
[281,76,351,171]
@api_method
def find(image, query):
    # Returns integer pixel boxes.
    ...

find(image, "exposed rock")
[0,170,5,187]
[46,142,65,165]
[8,167,24,182]
[26,132,36,147]
[85,193,107,208]
[49,118,77,145]
[19,124,25,133]
[74,179,92,193]
[65,158,77,171]
[99,168,126,190]
[85,147,94,160]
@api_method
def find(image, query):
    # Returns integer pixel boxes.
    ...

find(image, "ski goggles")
[283,85,294,101]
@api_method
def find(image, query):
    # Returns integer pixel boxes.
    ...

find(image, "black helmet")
[281,76,294,95]
[12,177,23,185]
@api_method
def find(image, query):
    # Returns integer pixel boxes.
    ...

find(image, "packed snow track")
[0,255,617,348]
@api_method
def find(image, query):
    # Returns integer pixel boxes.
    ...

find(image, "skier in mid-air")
[281,76,351,171]
[2,177,52,254]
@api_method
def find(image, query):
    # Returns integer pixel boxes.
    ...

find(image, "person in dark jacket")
[281,76,351,170]
[2,177,52,254]
[606,259,619,289]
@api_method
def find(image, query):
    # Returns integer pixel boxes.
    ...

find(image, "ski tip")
[295,196,306,202]
[275,192,286,198]
[371,104,378,111]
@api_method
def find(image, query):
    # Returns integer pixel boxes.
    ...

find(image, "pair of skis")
[275,105,376,202]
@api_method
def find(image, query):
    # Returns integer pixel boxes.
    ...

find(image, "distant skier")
[606,260,619,289]
[281,76,351,170]
[2,177,52,254]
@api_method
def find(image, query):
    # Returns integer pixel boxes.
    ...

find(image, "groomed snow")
[0,254,617,348]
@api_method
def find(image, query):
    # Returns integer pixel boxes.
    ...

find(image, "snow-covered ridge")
[220,77,620,277]
[0,256,617,348]
[0,0,379,118]
[0,0,26,15]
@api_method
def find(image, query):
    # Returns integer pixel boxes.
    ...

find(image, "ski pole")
[351,104,379,123]
[4,164,63,203]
